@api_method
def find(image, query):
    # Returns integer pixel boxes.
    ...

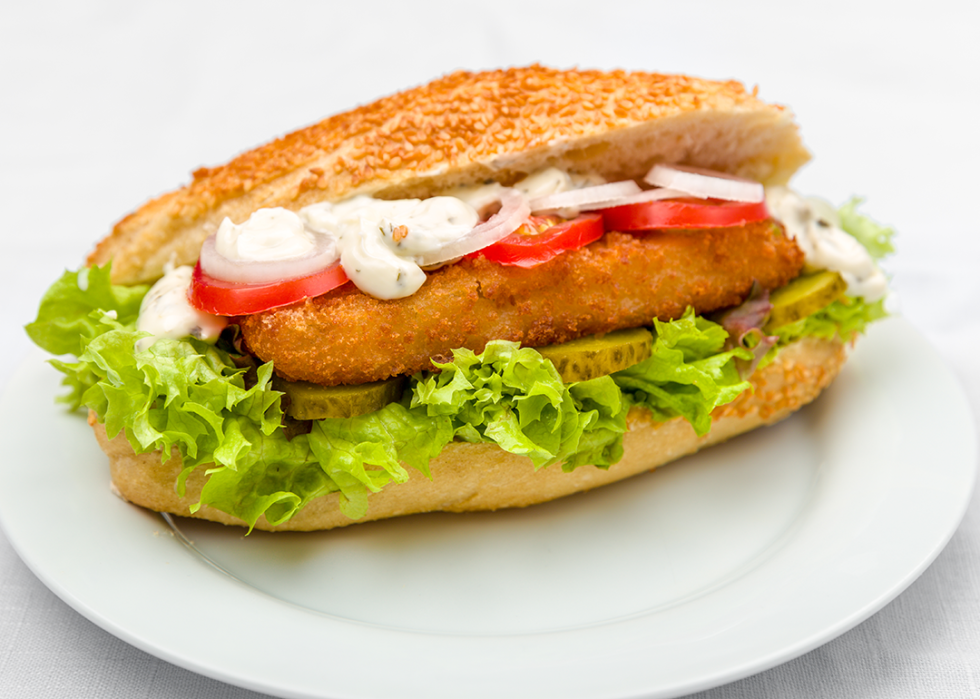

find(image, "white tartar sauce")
[438,168,599,218]
[766,186,888,302]
[510,166,606,201]
[513,166,573,199]
[136,266,228,351]
[300,195,480,299]
[205,168,601,303]
[215,207,316,261]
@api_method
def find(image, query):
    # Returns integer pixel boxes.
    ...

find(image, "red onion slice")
[199,231,340,285]
[415,188,530,266]
[529,181,642,213]
[644,164,765,203]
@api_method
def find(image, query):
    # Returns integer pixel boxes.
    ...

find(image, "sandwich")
[26,66,894,532]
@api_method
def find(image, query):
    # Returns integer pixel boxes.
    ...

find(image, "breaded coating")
[240,221,804,386]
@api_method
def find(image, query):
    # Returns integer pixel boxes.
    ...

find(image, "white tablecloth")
[1,2,978,697]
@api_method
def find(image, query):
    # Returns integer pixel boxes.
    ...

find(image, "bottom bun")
[94,336,847,532]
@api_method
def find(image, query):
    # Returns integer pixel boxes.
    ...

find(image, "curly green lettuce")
[412,341,628,471]
[771,296,887,346]
[838,197,896,261]
[26,266,755,526]
[26,266,148,409]
[612,309,753,436]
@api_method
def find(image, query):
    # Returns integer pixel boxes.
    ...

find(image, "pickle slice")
[273,376,406,420]
[536,327,653,383]
[765,270,847,330]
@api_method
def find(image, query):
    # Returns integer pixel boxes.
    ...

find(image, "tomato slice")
[601,198,770,231]
[189,261,350,316]
[479,214,604,268]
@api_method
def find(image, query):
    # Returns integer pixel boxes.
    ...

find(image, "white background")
[1,1,978,697]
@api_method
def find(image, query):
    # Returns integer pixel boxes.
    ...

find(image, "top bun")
[90,65,810,285]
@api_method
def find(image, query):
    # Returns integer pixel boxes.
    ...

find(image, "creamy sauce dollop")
[513,166,573,199]
[215,207,317,262]
[766,187,888,302]
[510,166,606,202]
[300,195,480,299]
[204,168,603,302]
[136,266,228,351]
[297,168,605,299]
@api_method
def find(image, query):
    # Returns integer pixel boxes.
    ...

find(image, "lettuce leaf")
[24,265,456,527]
[611,309,753,436]
[25,265,148,356]
[771,296,887,345]
[411,341,629,470]
[838,197,896,260]
[61,317,457,528]
[26,267,150,408]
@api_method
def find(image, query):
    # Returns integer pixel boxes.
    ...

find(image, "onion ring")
[199,231,340,285]
[415,188,530,266]
[644,164,765,203]
[528,181,642,213]
[582,187,689,209]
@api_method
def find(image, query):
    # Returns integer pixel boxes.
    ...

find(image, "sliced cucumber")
[766,270,847,330]
[274,376,406,420]
[536,327,653,383]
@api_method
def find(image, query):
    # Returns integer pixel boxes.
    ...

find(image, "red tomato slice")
[479,214,604,268]
[188,261,350,316]
[601,198,770,231]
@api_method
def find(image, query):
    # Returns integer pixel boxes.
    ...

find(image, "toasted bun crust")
[88,65,810,286]
[95,336,846,532]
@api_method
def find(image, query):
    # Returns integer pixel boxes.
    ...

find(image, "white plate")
[0,317,975,699]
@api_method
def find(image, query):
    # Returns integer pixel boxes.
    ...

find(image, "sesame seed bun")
[96,336,845,532]
[88,65,810,286]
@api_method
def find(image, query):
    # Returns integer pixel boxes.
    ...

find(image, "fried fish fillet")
[240,220,803,386]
